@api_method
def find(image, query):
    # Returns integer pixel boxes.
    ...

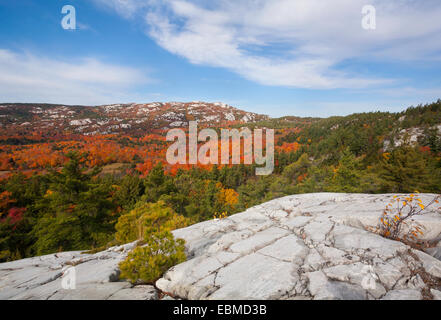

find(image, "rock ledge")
[1,193,441,300]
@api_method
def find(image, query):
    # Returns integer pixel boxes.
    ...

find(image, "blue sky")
[1,0,441,117]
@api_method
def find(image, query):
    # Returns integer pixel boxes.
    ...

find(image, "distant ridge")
[0,102,269,136]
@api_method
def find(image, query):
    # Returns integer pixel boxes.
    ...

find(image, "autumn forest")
[1,100,441,262]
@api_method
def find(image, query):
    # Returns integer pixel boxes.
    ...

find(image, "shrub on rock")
[115,201,190,244]
[119,231,186,284]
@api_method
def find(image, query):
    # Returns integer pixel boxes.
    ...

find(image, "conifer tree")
[379,145,432,193]
[326,148,363,193]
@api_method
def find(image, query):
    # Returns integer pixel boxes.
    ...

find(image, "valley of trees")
[1,100,441,262]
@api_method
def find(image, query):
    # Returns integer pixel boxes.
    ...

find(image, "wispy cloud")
[93,0,149,18]
[0,49,152,105]
[94,0,441,89]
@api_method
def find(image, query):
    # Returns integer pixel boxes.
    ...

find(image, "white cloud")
[0,49,152,105]
[95,0,441,89]
[93,0,149,18]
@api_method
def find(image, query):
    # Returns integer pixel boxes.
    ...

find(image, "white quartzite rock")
[2,193,441,300]
[0,242,140,300]
[157,193,441,300]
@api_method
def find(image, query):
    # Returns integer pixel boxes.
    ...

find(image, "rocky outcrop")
[158,193,441,300]
[0,242,158,300]
[1,193,441,300]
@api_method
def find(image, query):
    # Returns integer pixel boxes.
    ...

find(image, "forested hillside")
[1,100,440,262]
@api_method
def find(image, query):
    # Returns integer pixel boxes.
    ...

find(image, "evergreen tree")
[30,152,115,255]
[114,175,144,210]
[282,153,311,183]
[325,148,364,193]
[378,145,432,193]
[143,163,176,203]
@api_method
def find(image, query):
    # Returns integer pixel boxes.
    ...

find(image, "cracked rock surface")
[0,242,157,300]
[157,193,441,300]
[2,193,441,300]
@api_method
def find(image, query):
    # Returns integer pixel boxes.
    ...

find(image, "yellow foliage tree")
[217,187,239,212]
[115,201,191,244]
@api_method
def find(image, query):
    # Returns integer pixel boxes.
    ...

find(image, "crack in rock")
[2,193,441,300]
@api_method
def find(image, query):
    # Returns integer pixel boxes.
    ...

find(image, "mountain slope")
[0,102,269,137]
